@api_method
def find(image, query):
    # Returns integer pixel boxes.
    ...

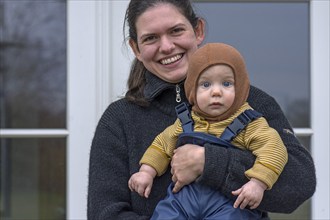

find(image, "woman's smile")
[159,53,183,65]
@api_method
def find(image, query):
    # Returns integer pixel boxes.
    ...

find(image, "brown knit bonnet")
[184,43,250,121]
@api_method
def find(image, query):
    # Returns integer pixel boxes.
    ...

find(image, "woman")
[87,0,316,219]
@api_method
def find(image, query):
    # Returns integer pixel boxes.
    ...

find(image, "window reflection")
[297,136,311,152]
[0,0,67,129]
[194,1,310,128]
[269,199,311,220]
[0,138,66,219]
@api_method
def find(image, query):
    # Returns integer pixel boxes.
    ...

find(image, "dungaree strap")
[220,109,263,142]
[175,102,194,133]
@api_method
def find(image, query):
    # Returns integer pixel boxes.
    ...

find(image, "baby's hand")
[128,171,154,198]
[232,178,267,209]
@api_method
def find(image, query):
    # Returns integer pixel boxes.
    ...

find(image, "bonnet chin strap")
[175,102,263,142]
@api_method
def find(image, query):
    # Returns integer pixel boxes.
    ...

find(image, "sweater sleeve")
[197,86,316,214]
[238,117,288,189]
[140,119,182,176]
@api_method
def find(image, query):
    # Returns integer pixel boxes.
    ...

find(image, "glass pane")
[269,199,311,220]
[194,1,310,128]
[0,138,66,219]
[269,135,311,219]
[0,0,67,128]
[297,136,311,152]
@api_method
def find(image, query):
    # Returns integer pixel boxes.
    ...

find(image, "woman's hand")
[171,144,205,193]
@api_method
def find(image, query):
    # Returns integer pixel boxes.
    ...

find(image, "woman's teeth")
[160,54,182,65]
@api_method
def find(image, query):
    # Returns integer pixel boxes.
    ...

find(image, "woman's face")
[130,3,205,83]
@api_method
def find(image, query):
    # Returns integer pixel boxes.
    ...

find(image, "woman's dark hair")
[123,0,201,106]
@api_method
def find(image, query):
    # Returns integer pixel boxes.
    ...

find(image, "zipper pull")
[176,84,181,103]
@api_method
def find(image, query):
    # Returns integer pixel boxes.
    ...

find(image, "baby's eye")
[202,82,211,88]
[223,81,233,87]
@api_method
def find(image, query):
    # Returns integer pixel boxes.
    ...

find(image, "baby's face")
[196,64,235,117]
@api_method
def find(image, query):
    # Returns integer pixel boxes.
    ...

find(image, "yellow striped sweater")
[140,102,288,189]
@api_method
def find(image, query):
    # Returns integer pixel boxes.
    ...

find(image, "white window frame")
[67,1,131,219]
[65,0,329,219]
[310,1,329,219]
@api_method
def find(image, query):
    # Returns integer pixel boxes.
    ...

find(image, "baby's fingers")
[239,198,250,209]
[144,184,152,198]
[232,188,243,208]
[136,185,146,197]
[232,188,242,196]
[233,196,244,209]
[249,202,258,209]
[128,178,134,192]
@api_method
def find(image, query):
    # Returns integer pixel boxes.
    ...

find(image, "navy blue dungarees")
[151,102,263,220]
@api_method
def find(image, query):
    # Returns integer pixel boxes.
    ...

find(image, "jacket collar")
[143,71,187,116]
[144,70,177,102]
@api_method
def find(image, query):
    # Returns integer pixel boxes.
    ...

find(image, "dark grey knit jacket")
[87,72,316,220]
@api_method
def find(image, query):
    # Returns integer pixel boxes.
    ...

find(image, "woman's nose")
[159,36,175,53]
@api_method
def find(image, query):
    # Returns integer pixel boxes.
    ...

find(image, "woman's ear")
[129,39,141,61]
[195,19,205,46]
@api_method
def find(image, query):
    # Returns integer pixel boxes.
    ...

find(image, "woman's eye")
[172,27,184,35]
[223,81,233,87]
[142,35,157,43]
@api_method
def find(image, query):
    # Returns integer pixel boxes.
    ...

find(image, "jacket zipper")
[176,84,181,103]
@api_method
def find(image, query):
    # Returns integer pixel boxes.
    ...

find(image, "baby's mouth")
[210,102,223,107]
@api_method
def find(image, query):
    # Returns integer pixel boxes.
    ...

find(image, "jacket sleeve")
[197,86,316,213]
[87,105,149,220]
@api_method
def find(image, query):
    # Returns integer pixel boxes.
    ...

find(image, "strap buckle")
[175,102,194,133]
